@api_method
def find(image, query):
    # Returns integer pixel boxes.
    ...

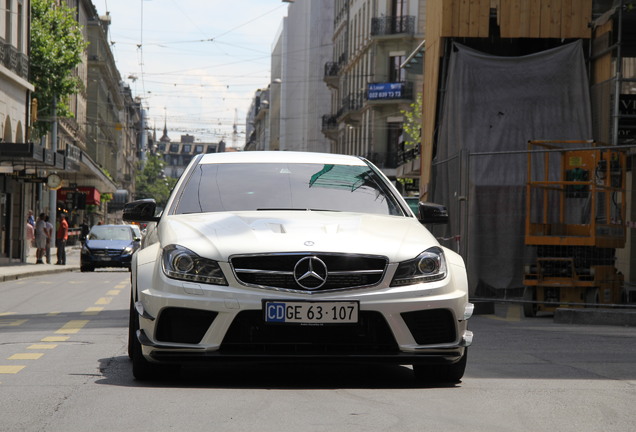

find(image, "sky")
[94,0,290,147]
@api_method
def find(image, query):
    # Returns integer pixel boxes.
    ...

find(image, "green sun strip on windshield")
[308,164,368,192]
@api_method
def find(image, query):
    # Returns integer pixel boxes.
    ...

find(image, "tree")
[30,0,88,139]
[400,92,422,150]
[134,154,178,209]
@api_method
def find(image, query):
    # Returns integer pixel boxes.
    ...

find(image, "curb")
[554,308,636,327]
[0,265,79,282]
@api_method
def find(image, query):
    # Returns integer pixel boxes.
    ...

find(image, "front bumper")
[134,263,473,366]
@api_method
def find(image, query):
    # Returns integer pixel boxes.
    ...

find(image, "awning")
[58,186,101,206]
[0,142,71,171]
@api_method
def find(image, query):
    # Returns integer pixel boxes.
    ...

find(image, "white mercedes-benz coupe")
[123,151,473,382]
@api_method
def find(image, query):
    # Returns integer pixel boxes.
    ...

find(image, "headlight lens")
[161,244,227,285]
[123,246,134,255]
[390,247,448,286]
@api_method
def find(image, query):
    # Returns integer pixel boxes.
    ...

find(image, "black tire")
[129,296,179,380]
[127,296,135,359]
[523,287,537,317]
[585,288,599,308]
[80,265,94,272]
[413,349,467,384]
[129,298,159,380]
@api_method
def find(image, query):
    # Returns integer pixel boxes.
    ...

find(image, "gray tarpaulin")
[430,41,593,295]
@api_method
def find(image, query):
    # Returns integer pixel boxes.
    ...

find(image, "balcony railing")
[324,62,339,78]
[337,91,366,119]
[397,144,421,166]
[371,16,416,37]
[0,40,29,80]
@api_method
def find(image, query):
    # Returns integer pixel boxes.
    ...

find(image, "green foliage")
[30,0,88,138]
[400,93,422,149]
[135,154,178,209]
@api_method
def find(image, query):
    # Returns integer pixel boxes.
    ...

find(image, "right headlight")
[161,244,227,285]
[390,247,448,287]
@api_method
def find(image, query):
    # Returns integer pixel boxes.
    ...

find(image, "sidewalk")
[0,245,81,282]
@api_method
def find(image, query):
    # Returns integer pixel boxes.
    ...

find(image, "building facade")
[0,0,34,263]
[0,0,142,264]
[323,0,425,180]
[252,0,334,153]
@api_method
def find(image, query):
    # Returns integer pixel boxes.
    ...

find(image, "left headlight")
[390,247,447,287]
[123,245,135,255]
[161,244,227,285]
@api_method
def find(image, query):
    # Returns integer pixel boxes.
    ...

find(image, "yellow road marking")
[95,297,112,305]
[0,319,28,327]
[28,344,57,350]
[0,366,25,374]
[8,353,43,360]
[82,307,104,315]
[41,336,69,342]
[115,284,128,289]
[106,290,121,296]
[0,312,16,317]
[55,320,89,334]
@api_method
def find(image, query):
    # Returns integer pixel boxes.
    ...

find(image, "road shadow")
[95,355,462,390]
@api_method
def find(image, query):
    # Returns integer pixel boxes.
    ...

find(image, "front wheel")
[129,297,179,380]
[129,299,159,380]
[413,349,467,384]
[523,287,537,317]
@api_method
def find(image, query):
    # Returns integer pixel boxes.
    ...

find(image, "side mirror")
[123,199,161,223]
[418,202,449,224]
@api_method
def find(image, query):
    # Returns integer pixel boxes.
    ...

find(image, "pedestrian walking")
[27,210,35,228]
[34,213,47,264]
[56,213,69,265]
[25,220,34,259]
[44,215,53,264]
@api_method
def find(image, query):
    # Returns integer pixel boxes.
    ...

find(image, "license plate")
[264,301,359,324]
[96,256,112,261]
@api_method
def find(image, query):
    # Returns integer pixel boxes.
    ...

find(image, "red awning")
[57,187,101,206]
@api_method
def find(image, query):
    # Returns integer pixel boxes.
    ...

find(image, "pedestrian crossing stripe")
[0,366,25,374]
[95,297,112,305]
[55,320,89,334]
[8,353,43,360]
[41,336,69,342]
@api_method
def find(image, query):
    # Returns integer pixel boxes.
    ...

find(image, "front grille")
[220,310,398,354]
[401,309,457,345]
[155,307,218,344]
[231,253,387,293]
[91,248,124,257]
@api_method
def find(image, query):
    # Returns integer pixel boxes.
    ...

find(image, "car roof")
[198,151,367,166]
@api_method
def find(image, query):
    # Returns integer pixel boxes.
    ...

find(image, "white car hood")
[156,211,440,263]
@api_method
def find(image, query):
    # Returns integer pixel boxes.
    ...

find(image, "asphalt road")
[1,270,635,432]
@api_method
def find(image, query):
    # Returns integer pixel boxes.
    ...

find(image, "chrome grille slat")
[230,253,388,293]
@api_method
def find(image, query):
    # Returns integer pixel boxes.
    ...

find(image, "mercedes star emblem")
[293,256,328,290]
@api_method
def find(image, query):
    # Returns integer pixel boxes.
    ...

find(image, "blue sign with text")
[367,82,405,100]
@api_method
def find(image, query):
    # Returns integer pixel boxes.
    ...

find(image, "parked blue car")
[80,224,141,272]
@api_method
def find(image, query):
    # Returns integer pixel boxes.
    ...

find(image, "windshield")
[172,162,404,216]
[88,226,134,241]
